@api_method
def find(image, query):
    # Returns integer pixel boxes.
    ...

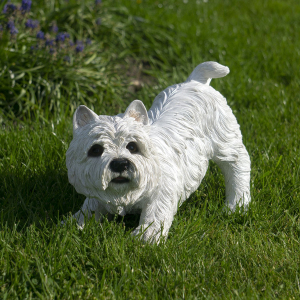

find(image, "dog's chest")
[104,200,143,216]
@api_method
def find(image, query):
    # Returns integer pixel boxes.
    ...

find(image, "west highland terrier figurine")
[66,61,251,243]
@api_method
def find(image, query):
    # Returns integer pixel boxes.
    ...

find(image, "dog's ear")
[124,100,149,125]
[73,105,98,133]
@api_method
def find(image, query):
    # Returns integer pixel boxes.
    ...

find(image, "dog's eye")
[126,142,138,154]
[88,144,104,157]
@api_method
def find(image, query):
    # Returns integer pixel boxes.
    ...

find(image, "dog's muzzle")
[109,158,131,184]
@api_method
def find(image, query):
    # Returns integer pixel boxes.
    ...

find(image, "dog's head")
[66,100,160,207]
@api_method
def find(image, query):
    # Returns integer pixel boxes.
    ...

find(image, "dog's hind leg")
[212,144,251,212]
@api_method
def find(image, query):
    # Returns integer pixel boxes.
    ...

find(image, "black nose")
[109,158,130,173]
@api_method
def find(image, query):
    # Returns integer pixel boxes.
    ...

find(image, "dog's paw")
[223,202,249,215]
[60,216,85,230]
[131,224,166,244]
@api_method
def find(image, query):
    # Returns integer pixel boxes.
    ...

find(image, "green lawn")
[1,0,300,298]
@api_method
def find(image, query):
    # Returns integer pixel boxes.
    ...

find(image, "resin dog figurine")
[66,61,251,243]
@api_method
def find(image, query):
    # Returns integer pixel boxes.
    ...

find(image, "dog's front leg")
[73,198,111,228]
[132,195,175,244]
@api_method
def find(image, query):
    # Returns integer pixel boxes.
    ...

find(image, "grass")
[0,0,300,298]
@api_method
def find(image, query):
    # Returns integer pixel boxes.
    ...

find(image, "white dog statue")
[66,61,251,243]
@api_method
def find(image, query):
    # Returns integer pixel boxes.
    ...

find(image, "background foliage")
[0,0,300,299]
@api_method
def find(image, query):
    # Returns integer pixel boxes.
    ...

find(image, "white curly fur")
[66,61,251,243]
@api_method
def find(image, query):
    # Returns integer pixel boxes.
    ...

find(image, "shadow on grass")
[114,214,140,231]
[0,168,82,229]
[0,168,141,231]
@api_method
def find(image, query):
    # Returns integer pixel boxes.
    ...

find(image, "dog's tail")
[186,61,229,85]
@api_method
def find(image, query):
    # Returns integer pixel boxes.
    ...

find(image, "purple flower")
[6,20,17,34]
[56,32,66,42]
[45,39,54,46]
[6,21,14,30]
[21,0,32,13]
[96,18,102,25]
[10,27,18,35]
[49,48,55,54]
[50,24,58,33]
[75,42,84,53]
[2,4,7,14]
[86,38,92,45]
[6,20,18,35]
[3,4,17,14]
[25,19,39,29]
[69,41,74,46]
[95,0,102,4]
[36,31,45,39]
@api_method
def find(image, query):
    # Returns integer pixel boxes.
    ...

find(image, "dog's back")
[148,61,230,124]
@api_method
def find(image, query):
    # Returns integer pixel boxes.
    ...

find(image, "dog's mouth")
[111,176,130,184]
